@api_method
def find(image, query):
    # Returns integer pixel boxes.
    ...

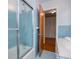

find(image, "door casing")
[39,6,57,54]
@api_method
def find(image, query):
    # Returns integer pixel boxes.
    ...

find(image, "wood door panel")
[39,5,45,54]
[45,37,56,52]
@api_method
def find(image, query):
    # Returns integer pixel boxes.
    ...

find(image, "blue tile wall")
[8,10,33,48]
[8,10,17,28]
[19,11,33,47]
[8,10,17,49]
[58,25,71,38]
[8,30,17,49]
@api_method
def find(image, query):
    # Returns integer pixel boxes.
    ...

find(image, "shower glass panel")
[19,0,33,58]
[8,0,17,59]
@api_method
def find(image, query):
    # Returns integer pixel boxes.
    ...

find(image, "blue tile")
[8,30,17,49]
[58,25,71,38]
[8,10,17,28]
[19,11,33,47]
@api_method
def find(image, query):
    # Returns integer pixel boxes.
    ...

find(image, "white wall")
[40,0,71,57]
[41,0,71,25]
[8,0,17,12]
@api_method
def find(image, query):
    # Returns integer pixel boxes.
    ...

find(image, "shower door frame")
[17,0,34,59]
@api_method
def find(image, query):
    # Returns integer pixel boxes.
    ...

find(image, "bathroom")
[8,0,71,59]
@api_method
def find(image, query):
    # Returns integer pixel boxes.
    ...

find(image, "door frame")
[45,9,56,52]
[38,6,57,54]
[38,5,45,56]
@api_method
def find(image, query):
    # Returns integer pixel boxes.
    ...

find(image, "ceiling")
[45,9,56,17]
[40,0,52,3]
[45,12,56,17]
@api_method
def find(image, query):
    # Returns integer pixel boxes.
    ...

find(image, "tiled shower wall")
[8,10,17,48]
[19,11,33,47]
[8,10,33,48]
[58,25,71,38]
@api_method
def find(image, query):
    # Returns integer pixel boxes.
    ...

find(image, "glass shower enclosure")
[8,0,33,59]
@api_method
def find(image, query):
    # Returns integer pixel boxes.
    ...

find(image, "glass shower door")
[8,0,33,59]
[19,0,33,58]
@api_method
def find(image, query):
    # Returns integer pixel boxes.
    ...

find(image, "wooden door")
[39,5,45,55]
[39,6,56,54]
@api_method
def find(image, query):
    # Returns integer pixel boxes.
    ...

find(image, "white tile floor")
[59,56,70,59]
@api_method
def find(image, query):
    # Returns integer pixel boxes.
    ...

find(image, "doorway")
[44,9,56,52]
[39,8,56,54]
